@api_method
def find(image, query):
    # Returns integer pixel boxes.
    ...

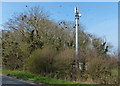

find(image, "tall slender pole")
[75,12,79,57]
[74,7,82,71]
[72,7,81,80]
[74,7,81,59]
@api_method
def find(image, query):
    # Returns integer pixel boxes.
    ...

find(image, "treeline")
[2,7,118,84]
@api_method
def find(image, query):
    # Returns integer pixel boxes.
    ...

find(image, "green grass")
[1,69,109,86]
[1,69,81,85]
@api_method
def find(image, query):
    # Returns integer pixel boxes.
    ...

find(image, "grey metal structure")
[74,7,81,57]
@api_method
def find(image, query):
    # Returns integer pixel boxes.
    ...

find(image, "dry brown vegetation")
[2,6,118,84]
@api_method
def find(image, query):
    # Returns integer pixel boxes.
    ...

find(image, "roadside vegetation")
[2,69,81,84]
[2,6,118,84]
[2,70,109,86]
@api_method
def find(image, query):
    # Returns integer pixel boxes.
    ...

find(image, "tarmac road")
[1,75,38,86]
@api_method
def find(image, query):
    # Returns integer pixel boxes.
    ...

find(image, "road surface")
[1,75,38,86]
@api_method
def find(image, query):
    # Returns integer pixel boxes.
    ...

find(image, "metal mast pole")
[71,7,81,80]
[75,12,78,57]
[74,7,81,58]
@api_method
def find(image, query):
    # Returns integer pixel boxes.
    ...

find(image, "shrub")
[53,48,75,80]
[87,54,118,84]
[24,46,57,74]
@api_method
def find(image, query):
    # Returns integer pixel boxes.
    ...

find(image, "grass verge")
[1,69,81,85]
[1,69,108,86]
